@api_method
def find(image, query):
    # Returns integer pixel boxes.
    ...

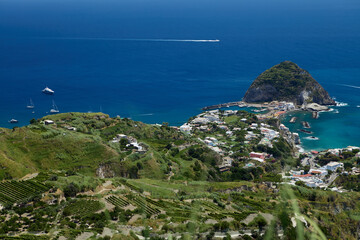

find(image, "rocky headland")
[243,61,335,106]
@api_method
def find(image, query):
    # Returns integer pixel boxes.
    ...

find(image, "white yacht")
[26,98,35,109]
[50,100,59,113]
[42,86,55,95]
[9,119,18,123]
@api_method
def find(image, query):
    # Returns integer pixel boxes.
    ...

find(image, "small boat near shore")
[301,121,311,128]
[305,136,319,140]
[298,129,313,134]
[335,101,348,107]
[312,112,319,119]
[9,119,18,123]
[289,117,297,123]
[253,108,267,113]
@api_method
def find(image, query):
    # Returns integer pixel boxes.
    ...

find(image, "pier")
[201,101,243,111]
[201,101,270,111]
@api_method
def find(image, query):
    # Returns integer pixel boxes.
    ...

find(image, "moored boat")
[26,98,35,109]
[298,129,313,134]
[305,136,319,140]
[301,121,311,128]
[50,100,59,113]
[289,117,297,123]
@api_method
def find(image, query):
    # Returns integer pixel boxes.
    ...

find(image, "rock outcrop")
[303,103,329,111]
[243,61,335,105]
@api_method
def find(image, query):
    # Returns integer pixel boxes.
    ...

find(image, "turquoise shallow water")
[280,68,360,151]
[281,106,360,151]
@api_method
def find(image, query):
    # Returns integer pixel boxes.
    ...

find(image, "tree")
[63,183,80,197]
[186,221,197,233]
[142,226,151,238]
[220,221,230,232]
[223,233,231,240]
[255,216,267,231]
[120,138,129,149]
[295,181,306,187]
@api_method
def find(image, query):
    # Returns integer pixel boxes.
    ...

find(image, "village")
[283,146,360,190]
[178,102,360,191]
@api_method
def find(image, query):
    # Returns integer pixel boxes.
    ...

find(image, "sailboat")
[26,98,35,109]
[50,100,59,113]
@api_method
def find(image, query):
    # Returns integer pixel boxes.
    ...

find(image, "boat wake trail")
[33,37,220,43]
[339,84,360,89]
[136,113,154,116]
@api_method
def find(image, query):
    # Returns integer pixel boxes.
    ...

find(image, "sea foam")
[339,84,360,89]
[33,37,220,43]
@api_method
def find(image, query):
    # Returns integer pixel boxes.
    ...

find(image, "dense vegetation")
[0,174,359,239]
[243,61,335,105]
[0,113,359,239]
[0,113,220,181]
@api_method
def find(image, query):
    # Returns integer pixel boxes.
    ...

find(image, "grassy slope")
[0,124,117,179]
[0,113,219,181]
[0,110,358,239]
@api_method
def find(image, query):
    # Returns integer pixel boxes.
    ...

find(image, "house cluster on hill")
[179,109,288,173]
[285,146,360,190]
[111,134,146,153]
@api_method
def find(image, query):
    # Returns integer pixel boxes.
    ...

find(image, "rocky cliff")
[243,61,335,105]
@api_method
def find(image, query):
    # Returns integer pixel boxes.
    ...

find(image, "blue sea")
[0,0,360,151]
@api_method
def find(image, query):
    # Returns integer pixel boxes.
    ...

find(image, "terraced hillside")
[0,180,49,206]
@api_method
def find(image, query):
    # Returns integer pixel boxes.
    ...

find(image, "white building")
[285,102,295,111]
[226,130,233,136]
[293,133,301,145]
[218,125,229,130]
[199,126,209,132]
[279,124,289,131]
[223,110,237,116]
[44,120,54,125]
[204,140,216,146]
[324,162,344,171]
[180,123,192,134]
[191,117,210,125]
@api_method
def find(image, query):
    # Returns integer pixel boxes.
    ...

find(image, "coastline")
[202,100,339,153]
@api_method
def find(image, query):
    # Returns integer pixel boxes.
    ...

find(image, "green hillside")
[0,113,220,181]
[0,112,359,239]
[243,61,335,105]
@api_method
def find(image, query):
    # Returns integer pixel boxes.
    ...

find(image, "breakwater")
[201,101,243,110]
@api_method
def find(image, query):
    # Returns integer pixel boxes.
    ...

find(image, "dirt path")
[21,172,38,181]
[75,232,94,240]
